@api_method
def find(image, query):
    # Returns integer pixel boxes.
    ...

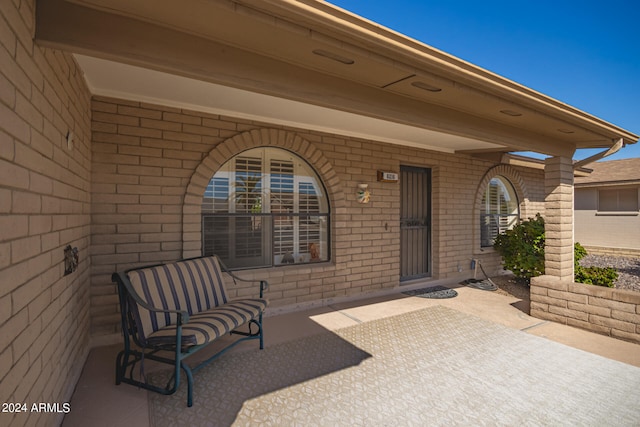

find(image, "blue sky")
[328,0,639,161]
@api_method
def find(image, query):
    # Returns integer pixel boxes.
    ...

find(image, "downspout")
[573,138,624,169]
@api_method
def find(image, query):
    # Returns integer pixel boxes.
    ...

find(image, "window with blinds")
[598,188,639,212]
[480,176,519,247]
[271,159,295,260]
[298,182,321,255]
[202,147,329,269]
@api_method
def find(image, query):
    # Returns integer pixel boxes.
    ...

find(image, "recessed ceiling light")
[500,109,522,117]
[557,128,575,134]
[312,49,355,65]
[411,81,442,92]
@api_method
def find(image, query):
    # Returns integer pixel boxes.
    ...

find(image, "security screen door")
[400,166,432,281]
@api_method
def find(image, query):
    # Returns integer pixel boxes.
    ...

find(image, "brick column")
[544,156,574,280]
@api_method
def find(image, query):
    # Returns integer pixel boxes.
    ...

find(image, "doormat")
[402,285,458,299]
[462,278,498,291]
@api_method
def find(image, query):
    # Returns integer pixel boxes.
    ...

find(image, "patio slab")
[62,285,640,426]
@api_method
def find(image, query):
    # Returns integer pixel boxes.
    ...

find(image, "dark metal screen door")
[400,166,431,281]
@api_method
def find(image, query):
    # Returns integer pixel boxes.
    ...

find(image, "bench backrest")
[126,256,229,337]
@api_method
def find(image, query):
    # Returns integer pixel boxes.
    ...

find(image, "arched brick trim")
[181,128,345,258]
[473,164,529,252]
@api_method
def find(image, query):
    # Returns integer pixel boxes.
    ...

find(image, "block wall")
[531,276,640,344]
[90,96,546,341]
[0,0,92,426]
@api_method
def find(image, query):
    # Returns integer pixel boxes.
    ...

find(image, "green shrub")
[575,266,618,287]
[493,217,619,287]
[574,241,588,266]
[493,214,545,280]
[573,241,618,287]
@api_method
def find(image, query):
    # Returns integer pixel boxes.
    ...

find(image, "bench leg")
[181,360,194,407]
[259,313,264,350]
[115,350,126,385]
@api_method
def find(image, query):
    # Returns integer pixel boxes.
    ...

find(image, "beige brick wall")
[90,96,546,341]
[531,276,640,344]
[0,1,92,426]
[544,157,575,280]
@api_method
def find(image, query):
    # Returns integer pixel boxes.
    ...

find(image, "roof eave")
[246,0,639,147]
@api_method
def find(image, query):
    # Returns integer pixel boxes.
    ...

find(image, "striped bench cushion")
[127,256,230,340]
[147,298,268,347]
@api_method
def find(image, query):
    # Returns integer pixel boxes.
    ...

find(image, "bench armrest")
[218,258,269,298]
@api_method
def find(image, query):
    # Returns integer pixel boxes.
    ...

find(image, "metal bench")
[112,255,268,407]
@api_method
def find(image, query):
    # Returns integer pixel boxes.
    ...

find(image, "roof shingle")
[575,158,640,186]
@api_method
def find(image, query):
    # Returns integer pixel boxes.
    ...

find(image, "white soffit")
[75,54,502,153]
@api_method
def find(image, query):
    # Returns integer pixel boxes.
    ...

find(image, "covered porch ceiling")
[36,0,638,157]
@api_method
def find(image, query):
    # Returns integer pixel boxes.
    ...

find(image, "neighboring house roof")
[36,0,638,157]
[575,158,640,187]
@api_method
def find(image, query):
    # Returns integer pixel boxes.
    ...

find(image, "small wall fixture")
[64,245,79,275]
[66,131,74,150]
[377,170,398,183]
[357,184,370,204]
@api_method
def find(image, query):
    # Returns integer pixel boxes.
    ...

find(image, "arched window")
[202,147,330,269]
[480,176,519,247]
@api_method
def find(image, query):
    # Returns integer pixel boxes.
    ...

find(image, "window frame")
[597,187,639,215]
[202,147,331,270]
[480,176,520,248]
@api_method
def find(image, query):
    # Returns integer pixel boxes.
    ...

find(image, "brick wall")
[531,276,640,344]
[90,96,546,342]
[0,1,92,426]
[544,157,575,280]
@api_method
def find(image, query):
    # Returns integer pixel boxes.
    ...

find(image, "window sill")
[595,211,639,216]
[230,260,332,272]
[474,247,497,256]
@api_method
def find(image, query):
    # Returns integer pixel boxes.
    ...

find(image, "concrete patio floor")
[62,283,640,426]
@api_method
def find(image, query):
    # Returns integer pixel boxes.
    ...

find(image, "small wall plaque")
[377,170,398,183]
[64,245,79,276]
